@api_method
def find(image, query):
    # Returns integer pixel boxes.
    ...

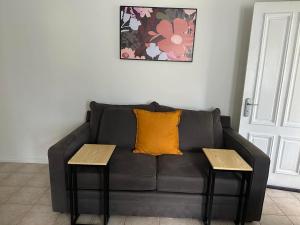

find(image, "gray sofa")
[48,101,270,221]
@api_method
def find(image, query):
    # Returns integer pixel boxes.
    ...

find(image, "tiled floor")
[0,162,299,225]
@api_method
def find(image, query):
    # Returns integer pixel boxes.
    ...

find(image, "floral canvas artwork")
[120,6,197,62]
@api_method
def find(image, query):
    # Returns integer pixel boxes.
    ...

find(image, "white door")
[239,1,300,189]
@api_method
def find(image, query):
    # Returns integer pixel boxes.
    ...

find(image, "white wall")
[0,0,285,163]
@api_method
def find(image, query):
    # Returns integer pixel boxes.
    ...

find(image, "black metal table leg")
[102,166,106,225]
[73,166,79,219]
[69,166,74,225]
[235,173,246,225]
[240,172,253,225]
[99,166,104,225]
[69,165,79,225]
[67,145,115,225]
[69,165,81,225]
[202,149,253,225]
[106,164,110,219]
[102,165,109,225]
[103,166,109,225]
[204,169,212,224]
[206,170,216,225]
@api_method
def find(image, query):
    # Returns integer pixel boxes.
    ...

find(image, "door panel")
[239,2,300,189]
[283,18,300,127]
[275,136,300,176]
[248,132,274,157]
[251,13,292,126]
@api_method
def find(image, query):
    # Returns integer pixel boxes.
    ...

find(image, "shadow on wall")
[229,4,254,130]
[204,3,254,130]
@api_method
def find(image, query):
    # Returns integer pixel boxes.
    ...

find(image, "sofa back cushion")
[90,102,111,143]
[154,103,223,150]
[179,110,214,150]
[90,101,155,143]
[97,106,157,148]
[92,101,223,150]
[213,108,223,148]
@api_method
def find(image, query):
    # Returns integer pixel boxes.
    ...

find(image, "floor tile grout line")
[1,164,300,225]
[15,203,36,225]
[285,214,296,225]
[264,195,298,225]
[292,192,300,202]
[270,195,300,218]
[33,187,50,205]
[270,199,288,217]
[0,185,22,205]
[266,196,285,216]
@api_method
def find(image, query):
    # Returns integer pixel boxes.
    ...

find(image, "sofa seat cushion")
[157,152,241,195]
[77,147,156,191]
[109,147,157,191]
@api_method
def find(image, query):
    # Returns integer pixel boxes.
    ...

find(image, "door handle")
[244,98,258,117]
[246,102,259,106]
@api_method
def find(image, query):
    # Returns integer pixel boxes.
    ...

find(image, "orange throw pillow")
[133,109,182,156]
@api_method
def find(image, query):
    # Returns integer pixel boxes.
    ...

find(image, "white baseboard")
[0,157,48,164]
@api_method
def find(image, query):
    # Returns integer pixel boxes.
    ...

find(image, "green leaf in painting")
[156,12,169,20]
[164,9,185,20]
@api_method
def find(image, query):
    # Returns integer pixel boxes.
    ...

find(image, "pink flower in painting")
[134,7,153,18]
[167,51,190,61]
[184,9,196,16]
[156,18,194,57]
[121,48,135,59]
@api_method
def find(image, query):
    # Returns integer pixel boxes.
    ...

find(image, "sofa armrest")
[223,128,270,221]
[48,122,90,212]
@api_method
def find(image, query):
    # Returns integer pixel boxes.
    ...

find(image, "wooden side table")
[68,144,116,225]
[202,148,253,225]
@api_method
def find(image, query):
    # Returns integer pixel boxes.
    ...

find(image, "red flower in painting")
[156,18,194,57]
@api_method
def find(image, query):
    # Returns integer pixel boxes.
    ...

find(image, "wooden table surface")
[68,144,116,166]
[203,148,252,171]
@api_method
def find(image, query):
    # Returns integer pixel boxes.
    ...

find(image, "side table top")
[68,144,116,166]
[203,148,252,171]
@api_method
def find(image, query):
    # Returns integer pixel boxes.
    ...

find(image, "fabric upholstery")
[75,191,239,220]
[133,109,182,156]
[157,152,241,195]
[153,101,175,112]
[48,122,90,212]
[109,147,157,190]
[90,102,111,143]
[223,128,270,221]
[179,110,215,151]
[153,102,223,151]
[89,101,155,143]
[221,115,231,128]
[97,108,137,148]
[212,108,223,147]
[76,147,157,191]
[48,102,269,221]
